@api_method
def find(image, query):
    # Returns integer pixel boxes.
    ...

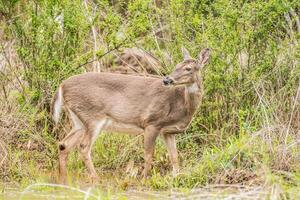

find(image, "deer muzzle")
[163,76,174,86]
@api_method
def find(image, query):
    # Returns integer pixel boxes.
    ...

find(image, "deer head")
[163,47,210,86]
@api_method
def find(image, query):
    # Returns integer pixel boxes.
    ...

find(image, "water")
[2,183,270,200]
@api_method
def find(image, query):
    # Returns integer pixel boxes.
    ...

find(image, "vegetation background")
[0,0,300,198]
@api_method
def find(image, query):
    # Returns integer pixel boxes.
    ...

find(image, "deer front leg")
[163,134,179,176]
[143,126,160,178]
[78,133,98,183]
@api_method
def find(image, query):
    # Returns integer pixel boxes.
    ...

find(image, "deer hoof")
[172,169,179,177]
[90,175,99,184]
[142,170,151,179]
[58,175,68,185]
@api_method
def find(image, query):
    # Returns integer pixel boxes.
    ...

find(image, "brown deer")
[51,47,210,183]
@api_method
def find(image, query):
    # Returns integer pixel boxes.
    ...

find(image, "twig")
[289,8,300,34]
[252,81,274,152]
[1,84,8,103]
[63,40,127,78]
[83,0,101,72]
[284,12,296,45]
[18,183,98,200]
[0,42,25,94]
[0,140,8,167]
[285,80,300,146]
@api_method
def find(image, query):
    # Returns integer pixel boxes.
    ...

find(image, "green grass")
[3,128,300,189]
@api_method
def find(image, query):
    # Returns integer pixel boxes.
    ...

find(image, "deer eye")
[185,67,192,71]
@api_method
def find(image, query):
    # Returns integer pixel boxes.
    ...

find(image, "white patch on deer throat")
[187,83,199,93]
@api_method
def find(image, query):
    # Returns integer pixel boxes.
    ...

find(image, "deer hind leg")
[58,109,85,184]
[78,119,109,182]
[143,125,160,178]
[162,134,179,176]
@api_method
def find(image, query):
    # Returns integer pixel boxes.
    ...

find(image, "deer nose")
[163,78,169,85]
[163,77,174,85]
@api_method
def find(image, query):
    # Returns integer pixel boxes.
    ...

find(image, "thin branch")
[0,42,25,93]
[63,40,127,78]
[83,0,101,72]
[285,80,300,146]
[289,8,300,34]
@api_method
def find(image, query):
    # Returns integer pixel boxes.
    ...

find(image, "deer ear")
[181,47,192,60]
[197,48,210,69]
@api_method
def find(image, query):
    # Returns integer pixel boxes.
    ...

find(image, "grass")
[2,117,300,184]
[1,90,300,199]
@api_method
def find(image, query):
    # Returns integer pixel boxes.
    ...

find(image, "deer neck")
[184,76,203,114]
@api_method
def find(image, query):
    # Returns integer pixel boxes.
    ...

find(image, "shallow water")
[2,184,271,200]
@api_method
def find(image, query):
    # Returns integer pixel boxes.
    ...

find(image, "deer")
[51,47,210,183]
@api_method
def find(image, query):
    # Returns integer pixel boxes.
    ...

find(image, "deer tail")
[51,86,64,124]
